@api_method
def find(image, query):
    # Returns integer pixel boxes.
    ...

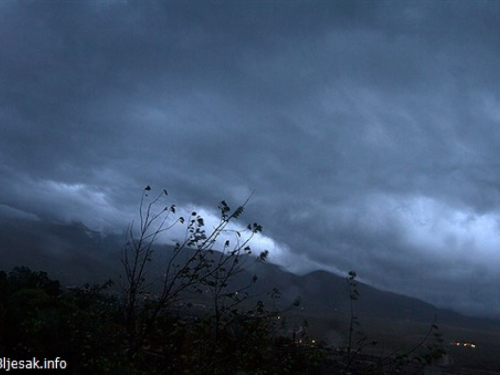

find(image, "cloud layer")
[2,1,500,317]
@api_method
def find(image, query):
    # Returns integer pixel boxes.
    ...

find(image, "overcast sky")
[2,0,500,317]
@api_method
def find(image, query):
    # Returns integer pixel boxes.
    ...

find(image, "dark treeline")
[0,266,330,374]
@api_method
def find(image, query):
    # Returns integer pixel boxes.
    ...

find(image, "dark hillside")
[2,217,500,372]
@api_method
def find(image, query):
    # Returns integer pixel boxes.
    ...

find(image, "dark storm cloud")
[2,0,500,316]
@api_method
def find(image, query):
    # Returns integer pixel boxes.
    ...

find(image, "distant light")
[452,341,476,349]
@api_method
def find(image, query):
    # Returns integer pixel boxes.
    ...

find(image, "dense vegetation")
[0,266,331,374]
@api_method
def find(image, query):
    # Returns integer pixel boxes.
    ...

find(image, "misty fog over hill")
[4,211,500,372]
[2,215,499,330]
